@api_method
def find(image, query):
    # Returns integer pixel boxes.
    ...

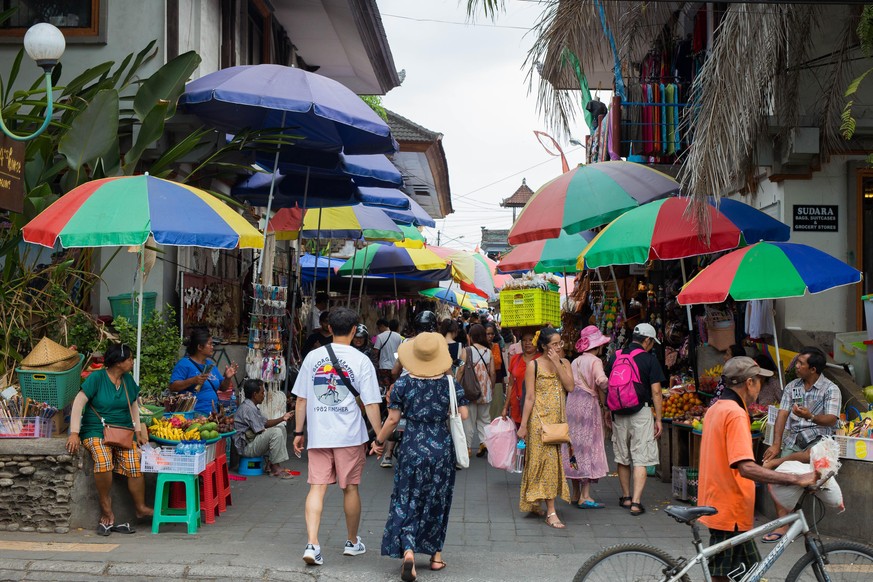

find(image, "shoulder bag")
[456,346,482,402]
[324,344,360,397]
[447,375,469,468]
[90,376,135,449]
[532,360,570,445]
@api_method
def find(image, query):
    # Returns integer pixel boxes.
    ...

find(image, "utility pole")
[437,231,440,246]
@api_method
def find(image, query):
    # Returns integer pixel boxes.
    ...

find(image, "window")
[0,0,106,43]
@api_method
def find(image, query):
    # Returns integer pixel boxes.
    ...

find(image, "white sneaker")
[303,544,323,565]
[380,456,393,468]
[343,536,366,556]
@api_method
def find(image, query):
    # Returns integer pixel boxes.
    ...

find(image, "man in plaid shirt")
[761,346,840,542]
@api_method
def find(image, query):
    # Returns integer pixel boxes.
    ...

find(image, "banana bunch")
[183,428,201,440]
[702,365,723,378]
[148,418,185,441]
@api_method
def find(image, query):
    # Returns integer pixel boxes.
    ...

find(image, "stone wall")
[0,438,75,534]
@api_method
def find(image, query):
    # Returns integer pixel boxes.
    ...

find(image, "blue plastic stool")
[238,456,265,476]
[152,473,200,534]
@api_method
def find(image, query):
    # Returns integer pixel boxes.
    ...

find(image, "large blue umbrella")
[257,153,402,189]
[232,175,412,211]
[181,64,396,155]
[362,188,436,227]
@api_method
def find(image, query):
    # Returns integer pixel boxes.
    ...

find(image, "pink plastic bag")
[484,417,517,471]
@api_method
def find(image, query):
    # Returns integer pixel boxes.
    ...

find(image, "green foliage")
[859,6,873,58]
[67,312,106,355]
[57,88,119,175]
[113,306,181,397]
[360,95,387,121]
[842,6,873,141]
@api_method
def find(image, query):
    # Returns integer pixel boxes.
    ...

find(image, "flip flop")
[762,533,784,543]
[430,559,447,571]
[96,523,112,536]
[578,500,605,509]
[110,523,136,534]
[401,557,416,582]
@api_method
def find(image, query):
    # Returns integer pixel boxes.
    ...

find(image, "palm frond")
[818,15,856,158]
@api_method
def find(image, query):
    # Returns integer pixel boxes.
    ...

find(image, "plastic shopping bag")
[769,460,845,513]
[484,417,517,471]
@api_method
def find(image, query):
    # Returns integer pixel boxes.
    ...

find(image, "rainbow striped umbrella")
[498,231,595,274]
[508,161,679,244]
[337,244,447,276]
[23,175,263,249]
[420,287,488,310]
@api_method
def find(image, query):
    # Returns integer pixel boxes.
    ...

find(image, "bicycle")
[573,473,873,582]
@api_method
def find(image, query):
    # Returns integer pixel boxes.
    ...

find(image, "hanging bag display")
[533,361,570,445]
[447,374,469,469]
[90,377,135,449]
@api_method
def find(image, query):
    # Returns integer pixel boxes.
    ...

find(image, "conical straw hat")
[20,337,78,368]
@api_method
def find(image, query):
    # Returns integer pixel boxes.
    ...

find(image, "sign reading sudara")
[0,135,24,214]
[792,204,838,232]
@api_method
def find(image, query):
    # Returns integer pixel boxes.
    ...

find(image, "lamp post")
[0,22,65,141]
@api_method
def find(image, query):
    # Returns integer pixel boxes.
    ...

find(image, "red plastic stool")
[198,460,221,524]
[215,453,232,511]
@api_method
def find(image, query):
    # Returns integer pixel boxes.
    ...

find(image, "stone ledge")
[0,438,68,456]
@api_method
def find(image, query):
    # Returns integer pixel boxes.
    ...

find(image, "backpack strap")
[324,344,359,398]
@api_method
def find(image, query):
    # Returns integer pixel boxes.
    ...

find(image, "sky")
[377,0,588,251]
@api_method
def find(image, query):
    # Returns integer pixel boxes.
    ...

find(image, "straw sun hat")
[19,337,79,371]
[397,332,453,378]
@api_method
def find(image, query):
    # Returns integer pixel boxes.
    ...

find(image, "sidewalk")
[0,450,817,581]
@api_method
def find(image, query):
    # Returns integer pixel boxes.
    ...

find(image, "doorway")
[860,173,873,331]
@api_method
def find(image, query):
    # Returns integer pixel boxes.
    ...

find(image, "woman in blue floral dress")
[372,332,469,582]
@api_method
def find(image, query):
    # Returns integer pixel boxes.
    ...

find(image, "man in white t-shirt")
[292,308,383,567]
[373,318,402,385]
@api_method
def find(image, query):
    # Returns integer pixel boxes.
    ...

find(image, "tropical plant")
[112,306,181,397]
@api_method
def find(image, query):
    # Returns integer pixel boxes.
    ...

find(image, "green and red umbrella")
[498,231,595,274]
[508,161,679,244]
[677,242,863,304]
[577,197,790,269]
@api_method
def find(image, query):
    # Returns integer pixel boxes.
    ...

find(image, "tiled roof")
[501,178,535,207]
[386,109,440,143]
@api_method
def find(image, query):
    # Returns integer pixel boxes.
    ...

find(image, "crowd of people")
[63,296,844,581]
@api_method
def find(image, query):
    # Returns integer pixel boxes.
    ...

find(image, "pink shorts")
[307,445,366,488]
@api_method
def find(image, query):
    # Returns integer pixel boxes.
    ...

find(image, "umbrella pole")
[680,260,700,391]
[393,272,398,298]
[771,307,785,391]
[312,209,323,316]
[292,168,310,333]
[346,246,358,308]
[134,246,146,384]
[442,280,453,301]
[257,110,287,282]
[326,238,332,297]
[357,245,370,310]
[563,271,569,304]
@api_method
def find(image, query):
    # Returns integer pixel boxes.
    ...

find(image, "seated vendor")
[234,379,294,478]
[169,328,238,415]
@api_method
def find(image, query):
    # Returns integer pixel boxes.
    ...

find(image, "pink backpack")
[606,348,645,412]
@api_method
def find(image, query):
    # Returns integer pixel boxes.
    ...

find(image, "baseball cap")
[723,356,775,385]
[633,323,661,344]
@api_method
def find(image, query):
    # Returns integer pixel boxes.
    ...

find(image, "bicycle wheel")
[573,544,690,582]
[786,541,873,582]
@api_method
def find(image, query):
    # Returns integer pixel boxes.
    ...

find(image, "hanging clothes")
[745,300,776,339]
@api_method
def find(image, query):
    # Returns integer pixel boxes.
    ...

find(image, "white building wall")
[734,155,865,334]
[178,0,222,78]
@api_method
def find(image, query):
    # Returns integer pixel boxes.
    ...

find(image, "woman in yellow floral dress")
[517,327,575,528]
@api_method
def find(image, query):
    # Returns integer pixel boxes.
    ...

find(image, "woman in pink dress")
[562,326,611,508]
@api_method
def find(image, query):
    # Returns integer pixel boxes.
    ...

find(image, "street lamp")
[0,22,65,141]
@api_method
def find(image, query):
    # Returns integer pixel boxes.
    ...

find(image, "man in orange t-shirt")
[698,357,817,582]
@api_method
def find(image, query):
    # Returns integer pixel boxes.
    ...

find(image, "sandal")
[544,512,566,529]
[619,496,632,509]
[578,500,605,509]
[762,533,784,543]
[96,523,112,536]
[401,557,416,582]
[430,558,447,571]
[629,502,646,516]
[110,523,136,534]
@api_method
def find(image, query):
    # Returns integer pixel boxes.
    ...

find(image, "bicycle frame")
[666,510,810,582]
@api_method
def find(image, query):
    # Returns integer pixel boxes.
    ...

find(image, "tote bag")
[447,375,469,468]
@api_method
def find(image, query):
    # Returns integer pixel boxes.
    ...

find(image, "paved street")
[0,448,820,581]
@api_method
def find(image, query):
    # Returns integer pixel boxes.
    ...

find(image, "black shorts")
[708,528,761,578]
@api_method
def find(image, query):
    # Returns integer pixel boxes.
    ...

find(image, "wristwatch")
[293,431,304,436]
[374,438,384,446]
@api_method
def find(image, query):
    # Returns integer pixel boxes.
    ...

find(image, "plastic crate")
[834,435,873,462]
[499,288,561,328]
[0,417,53,439]
[108,292,157,323]
[16,354,84,409]
[140,446,207,474]
[834,332,870,386]
[163,411,196,419]
[672,466,698,501]
[863,294,873,340]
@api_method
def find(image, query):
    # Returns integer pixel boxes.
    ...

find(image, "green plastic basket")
[108,292,157,323]
[141,404,165,426]
[16,354,85,409]
[499,288,561,327]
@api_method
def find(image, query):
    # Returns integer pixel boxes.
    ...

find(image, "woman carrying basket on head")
[66,342,153,536]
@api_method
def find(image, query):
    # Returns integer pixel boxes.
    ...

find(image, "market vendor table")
[659,421,763,477]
